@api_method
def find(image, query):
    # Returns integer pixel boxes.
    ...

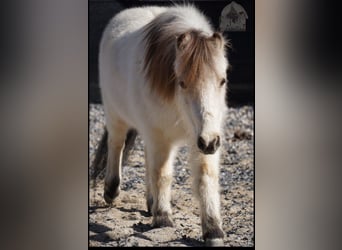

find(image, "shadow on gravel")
[89,222,115,243]
[89,222,111,234]
[131,222,203,247]
[89,204,110,214]
[132,222,153,233]
[118,206,151,217]
[168,236,204,247]
[131,232,153,242]
[89,233,114,243]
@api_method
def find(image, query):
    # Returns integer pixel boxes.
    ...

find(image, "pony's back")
[100,5,212,48]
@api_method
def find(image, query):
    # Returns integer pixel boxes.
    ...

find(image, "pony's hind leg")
[144,131,175,227]
[190,149,224,246]
[103,118,129,204]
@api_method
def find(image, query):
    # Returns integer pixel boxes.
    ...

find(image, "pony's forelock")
[143,6,226,102]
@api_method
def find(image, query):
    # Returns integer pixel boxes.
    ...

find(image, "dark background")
[89,0,254,107]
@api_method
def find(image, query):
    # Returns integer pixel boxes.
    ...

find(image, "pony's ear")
[210,32,225,50]
[176,32,192,51]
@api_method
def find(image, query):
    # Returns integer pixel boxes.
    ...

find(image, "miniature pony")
[98,5,229,246]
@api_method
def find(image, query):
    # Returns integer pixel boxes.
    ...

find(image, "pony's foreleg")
[190,149,224,246]
[103,119,129,204]
[144,134,174,227]
[145,148,153,216]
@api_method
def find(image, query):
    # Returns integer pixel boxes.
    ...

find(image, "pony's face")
[174,31,228,154]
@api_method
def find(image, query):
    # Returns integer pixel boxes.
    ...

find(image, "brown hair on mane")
[176,31,224,87]
[143,15,225,102]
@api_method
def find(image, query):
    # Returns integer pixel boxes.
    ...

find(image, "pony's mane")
[143,6,224,101]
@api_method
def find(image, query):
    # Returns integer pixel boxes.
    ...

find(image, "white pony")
[98,4,229,246]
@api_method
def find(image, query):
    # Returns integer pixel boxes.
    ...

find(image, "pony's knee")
[155,175,172,190]
[192,173,219,199]
[107,119,129,146]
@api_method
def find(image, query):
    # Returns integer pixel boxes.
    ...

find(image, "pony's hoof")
[203,227,224,246]
[103,187,120,204]
[152,213,173,228]
[103,190,119,204]
[104,177,120,204]
[146,197,153,216]
[147,208,152,217]
[205,238,224,247]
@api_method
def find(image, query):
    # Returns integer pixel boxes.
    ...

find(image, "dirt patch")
[89,104,254,247]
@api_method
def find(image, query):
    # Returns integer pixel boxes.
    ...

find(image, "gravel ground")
[89,104,254,247]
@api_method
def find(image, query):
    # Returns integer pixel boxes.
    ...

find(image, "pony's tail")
[90,128,108,186]
[91,127,137,187]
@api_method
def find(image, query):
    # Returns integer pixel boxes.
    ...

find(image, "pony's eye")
[179,81,187,89]
[220,79,226,86]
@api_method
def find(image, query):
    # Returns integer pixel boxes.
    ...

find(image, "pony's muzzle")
[197,135,220,154]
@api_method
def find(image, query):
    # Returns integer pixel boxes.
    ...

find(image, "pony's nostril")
[198,136,220,154]
[197,136,206,151]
